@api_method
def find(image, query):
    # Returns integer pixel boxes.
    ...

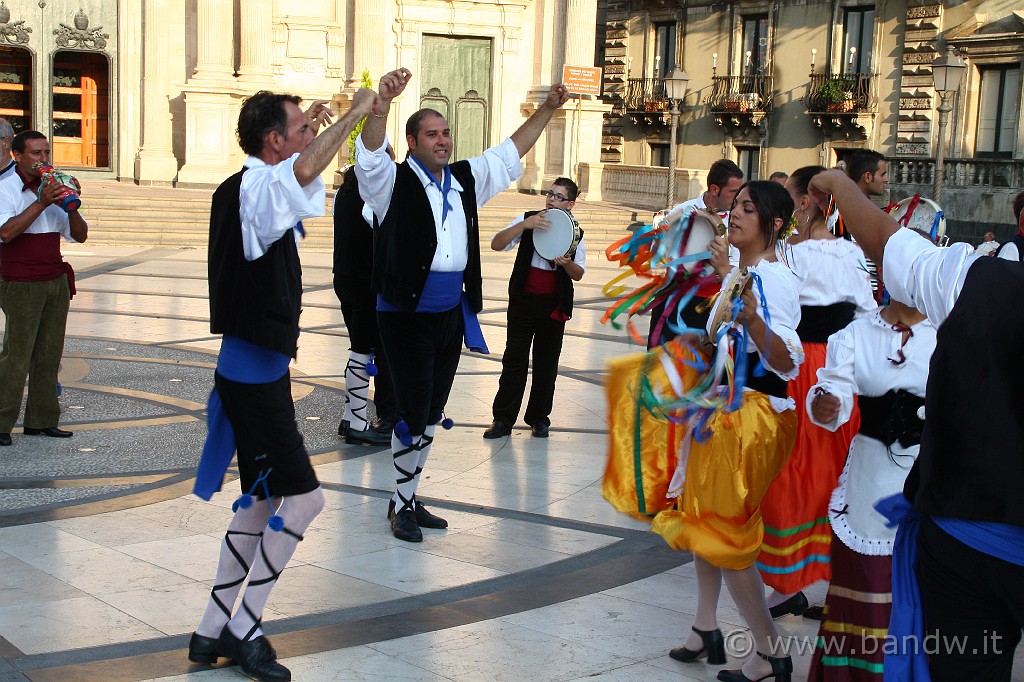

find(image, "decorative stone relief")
[54,9,108,50]
[0,2,31,45]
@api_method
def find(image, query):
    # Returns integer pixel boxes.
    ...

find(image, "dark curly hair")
[12,130,46,154]
[735,180,795,249]
[405,108,446,139]
[237,91,302,156]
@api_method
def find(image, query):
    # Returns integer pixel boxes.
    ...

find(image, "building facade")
[2,0,607,191]
[589,0,1024,241]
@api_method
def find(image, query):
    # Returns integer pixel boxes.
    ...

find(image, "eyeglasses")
[545,190,570,202]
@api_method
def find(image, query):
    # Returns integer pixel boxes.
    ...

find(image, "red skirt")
[756,341,859,592]
[806,532,892,681]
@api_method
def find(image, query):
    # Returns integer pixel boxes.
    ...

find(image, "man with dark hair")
[651,158,744,345]
[0,118,15,176]
[810,169,1024,681]
[0,130,87,447]
[355,67,568,542]
[483,177,585,439]
[995,190,1024,262]
[768,171,788,185]
[845,149,888,197]
[189,87,375,681]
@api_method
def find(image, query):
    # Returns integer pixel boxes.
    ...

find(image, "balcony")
[624,77,673,131]
[805,73,876,141]
[707,74,773,139]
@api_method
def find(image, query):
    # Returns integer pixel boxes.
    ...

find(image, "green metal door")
[420,35,492,161]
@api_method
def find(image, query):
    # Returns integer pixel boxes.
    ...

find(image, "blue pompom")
[395,418,413,446]
[267,515,285,532]
[441,417,454,430]
[365,361,378,377]
[232,494,253,512]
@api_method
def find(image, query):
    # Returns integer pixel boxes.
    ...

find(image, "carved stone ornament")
[54,9,108,50]
[0,2,32,45]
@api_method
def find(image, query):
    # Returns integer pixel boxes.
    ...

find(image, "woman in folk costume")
[644,181,804,682]
[758,166,876,619]
[804,286,934,681]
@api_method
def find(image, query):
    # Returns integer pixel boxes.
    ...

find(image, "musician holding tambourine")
[483,177,585,440]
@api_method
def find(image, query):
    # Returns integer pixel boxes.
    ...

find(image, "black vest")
[372,160,482,312]
[995,234,1024,262]
[508,209,581,319]
[208,169,303,358]
[333,168,372,283]
[904,256,1024,526]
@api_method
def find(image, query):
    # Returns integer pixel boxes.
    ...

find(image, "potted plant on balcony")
[818,78,855,113]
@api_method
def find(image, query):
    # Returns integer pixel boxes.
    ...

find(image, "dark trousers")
[916,516,1024,682]
[377,306,463,435]
[0,276,71,431]
[491,294,565,427]
[334,277,395,421]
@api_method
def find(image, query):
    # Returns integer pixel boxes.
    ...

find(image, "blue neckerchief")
[408,155,453,224]
[295,220,305,237]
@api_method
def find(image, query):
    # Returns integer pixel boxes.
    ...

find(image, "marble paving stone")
[468,518,618,555]
[96,582,220,636]
[368,620,632,682]
[115,534,224,582]
[131,498,236,534]
[0,554,88,608]
[272,645,453,681]
[0,523,105,560]
[567,660,714,682]
[264,565,409,617]
[315,546,507,595]
[47,512,198,548]
[415,531,574,573]
[22,545,198,595]
[0,595,164,655]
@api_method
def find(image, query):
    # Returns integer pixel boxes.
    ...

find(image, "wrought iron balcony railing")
[625,77,670,112]
[805,73,874,113]
[707,74,773,113]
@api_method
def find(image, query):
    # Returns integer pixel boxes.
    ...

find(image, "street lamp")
[931,45,967,203]
[664,68,690,209]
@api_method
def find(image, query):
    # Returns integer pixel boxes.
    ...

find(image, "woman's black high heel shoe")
[716,651,793,682]
[669,626,727,665]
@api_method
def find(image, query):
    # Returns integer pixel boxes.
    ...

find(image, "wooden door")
[420,36,492,161]
[52,51,109,168]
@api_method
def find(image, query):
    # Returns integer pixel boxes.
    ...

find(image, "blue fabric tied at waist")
[194,336,291,501]
[377,270,489,354]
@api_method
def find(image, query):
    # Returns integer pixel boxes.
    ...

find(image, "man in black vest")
[994,191,1023,262]
[483,177,585,439]
[190,88,375,682]
[355,67,569,542]
[809,169,1024,681]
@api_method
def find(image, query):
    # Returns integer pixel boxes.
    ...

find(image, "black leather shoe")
[188,631,220,664]
[802,604,824,620]
[530,423,550,438]
[768,591,808,619]
[23,426,73,438]
[483,420,512,439]
[345,424,391,446]
[388,499,448,530]
[669,627,726,665]
[0,433,10,446]
[717,652,793,682]
[338,419,349,438]
[391,508,422,542]
[217,627,291,681]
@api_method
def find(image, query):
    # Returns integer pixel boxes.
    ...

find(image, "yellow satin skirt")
[651,393,797,570]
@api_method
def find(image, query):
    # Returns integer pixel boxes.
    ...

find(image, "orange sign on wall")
[562,65,603,96]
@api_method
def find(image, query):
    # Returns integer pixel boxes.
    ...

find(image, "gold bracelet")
[372,108,389,119]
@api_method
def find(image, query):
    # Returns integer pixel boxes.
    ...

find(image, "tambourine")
[653,206,727,274]
[534,208,582,260]
[887,195,946,245]
[708,268,753,335]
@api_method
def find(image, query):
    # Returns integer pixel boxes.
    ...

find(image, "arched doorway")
[52,50,109,167]
[0,46,33,133]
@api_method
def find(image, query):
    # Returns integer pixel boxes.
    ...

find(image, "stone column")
[563,0,597,70]
[135,0,179,183]
[349,0,385,87]
[237,1,273,85]
[192,0,235,82]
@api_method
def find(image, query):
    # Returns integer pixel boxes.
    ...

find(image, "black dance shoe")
[802,604,824,620]
[414,501,448,529]
[345,423,391,446]
[669,626,726,665]
[23,426,73,438]
[717,652,792,682]
[338,419,349,438]
[390,508,423,542]
[217,627,291,681]
[188,631,220,664]
[0,433,11,446]
[530,423,550,438]
[483,420,512,439]
[768,591,808,619]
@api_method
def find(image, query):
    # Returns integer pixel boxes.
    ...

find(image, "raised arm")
[361,68,411,154]
[808,169,899,265]
[293,88,376,186]
[510,85,570,158]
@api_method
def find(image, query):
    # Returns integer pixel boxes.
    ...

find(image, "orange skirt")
[756,341,860,592]
[651,392,797,570]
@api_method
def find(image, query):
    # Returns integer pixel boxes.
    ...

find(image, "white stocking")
[343,352,371,431]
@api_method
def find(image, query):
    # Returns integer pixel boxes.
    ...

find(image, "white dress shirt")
[239,154,325,261]
[785,237,876,314]
[354,135,522,273]
[0,169,75,240]
[883,227,979,327]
